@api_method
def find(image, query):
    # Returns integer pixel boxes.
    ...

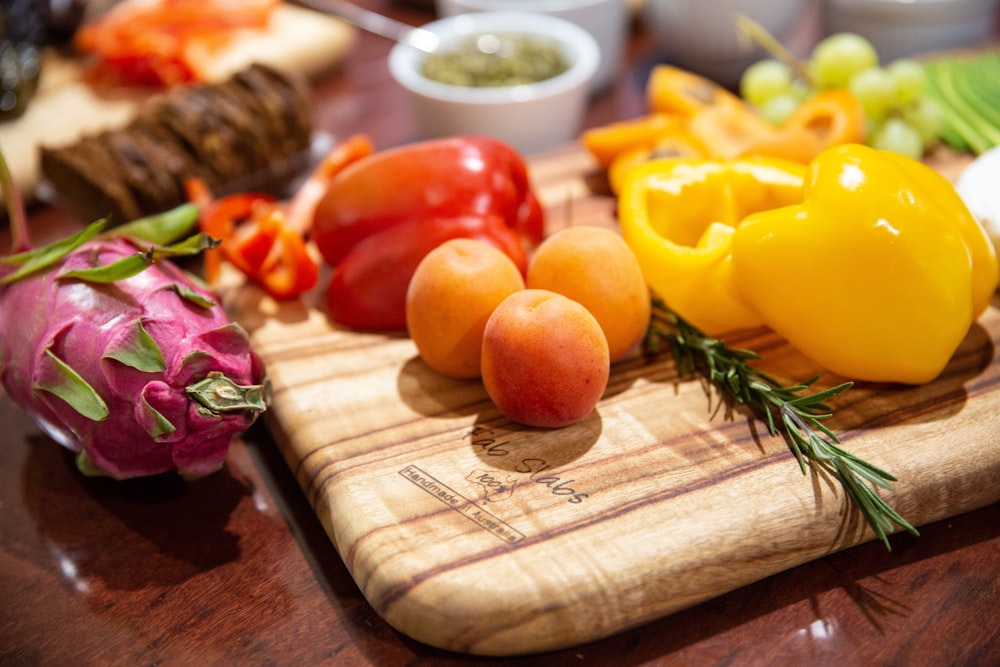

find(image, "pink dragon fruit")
[1,158,267,479]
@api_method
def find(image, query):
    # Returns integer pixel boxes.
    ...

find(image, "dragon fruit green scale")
[0,235,267,480]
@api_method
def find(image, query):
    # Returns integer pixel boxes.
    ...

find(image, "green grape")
[871,117,924,159]
[849,67,897,121]
[811,32,879,89]
[902,96,945,149]
[887,58,927,105]
[740,59,794,106]
[758,93,801,126]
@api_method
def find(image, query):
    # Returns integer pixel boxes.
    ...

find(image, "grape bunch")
[739,33,944,159]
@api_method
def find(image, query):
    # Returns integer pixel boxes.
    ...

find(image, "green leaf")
[113,203,201,246]
[102,320,166,372]
[170,283,216,309]
[1,219,107,285]
[139,396,177,439]
[58,249,153,283]
[56,233,218,284]
[160,232,219,258]
[35,349,109,421]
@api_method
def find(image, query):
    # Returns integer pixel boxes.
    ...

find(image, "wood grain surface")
[224,142,1000,656]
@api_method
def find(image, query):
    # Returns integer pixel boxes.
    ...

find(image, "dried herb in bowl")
[421,33,569,87]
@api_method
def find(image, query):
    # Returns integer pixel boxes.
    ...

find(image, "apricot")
[481,289,610,428]
[406,238,525,379]
[527,225,651,362]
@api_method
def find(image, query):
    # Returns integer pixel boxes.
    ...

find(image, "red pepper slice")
[186,178,317,300]
[326,215,528,331]
[75,0,279,86]
[227,209,319,300]
[284,133,375,236]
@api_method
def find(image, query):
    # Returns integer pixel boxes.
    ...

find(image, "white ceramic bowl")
[388,12,600,155]
[824,0,1000,62]
[434,0,629,92]
[642,0,810,87]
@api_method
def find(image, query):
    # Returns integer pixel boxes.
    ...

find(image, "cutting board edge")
[272,392,1000,656]
[351,486,1000,657]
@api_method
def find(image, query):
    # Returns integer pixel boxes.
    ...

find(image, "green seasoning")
[421,33,570,88]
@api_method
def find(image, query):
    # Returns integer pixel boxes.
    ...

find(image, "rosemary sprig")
[644,298,918,550]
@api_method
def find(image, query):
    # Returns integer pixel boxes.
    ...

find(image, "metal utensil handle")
[291,0,440,53]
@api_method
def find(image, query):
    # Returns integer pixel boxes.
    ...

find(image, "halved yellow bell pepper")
[607,128,710,194]
[733,143,999,384]
[618,156,807,335]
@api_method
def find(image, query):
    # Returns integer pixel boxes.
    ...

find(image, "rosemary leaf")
[645,298,918,550]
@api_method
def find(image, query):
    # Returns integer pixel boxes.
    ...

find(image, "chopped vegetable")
[74,0,280,87]
[582,64,866,185]
[184,134,374,301]
[185,180,318,301]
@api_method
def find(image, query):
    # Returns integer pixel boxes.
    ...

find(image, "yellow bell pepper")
[618,156,807,335]
[733,143,999,384]
[607,128,709,195]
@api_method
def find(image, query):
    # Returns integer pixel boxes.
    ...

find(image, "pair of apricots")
[405,226,651,428]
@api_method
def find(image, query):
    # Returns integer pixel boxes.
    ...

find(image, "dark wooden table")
[2,2,998,665]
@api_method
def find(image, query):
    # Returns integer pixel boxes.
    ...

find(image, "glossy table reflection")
[2,2,998,665]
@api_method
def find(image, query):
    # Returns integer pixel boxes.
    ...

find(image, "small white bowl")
[388,12,600,155]
[824,0,1000,62]
[642,0,810,87]
[434,0,629,93]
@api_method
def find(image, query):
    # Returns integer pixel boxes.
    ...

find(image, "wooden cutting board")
[225,142,1000,656]
[0,3,355,205]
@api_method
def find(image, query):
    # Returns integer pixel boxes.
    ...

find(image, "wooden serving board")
[0,3,355,206]
[225,143,1000,656]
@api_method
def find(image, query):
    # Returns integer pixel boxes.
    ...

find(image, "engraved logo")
[466,469,517,502]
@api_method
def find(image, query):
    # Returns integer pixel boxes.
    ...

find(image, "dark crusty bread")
[40,63,313,225]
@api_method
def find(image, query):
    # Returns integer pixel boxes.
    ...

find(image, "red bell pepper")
[326,215,528,330]
[284,133,375,236]
[312,135,545,330]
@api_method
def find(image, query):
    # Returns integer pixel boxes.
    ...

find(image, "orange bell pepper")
[685,105,778,160]
[646,65,745,117]
[741,89,868,163]
[584,65,869,174]
[581,113,682,169]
